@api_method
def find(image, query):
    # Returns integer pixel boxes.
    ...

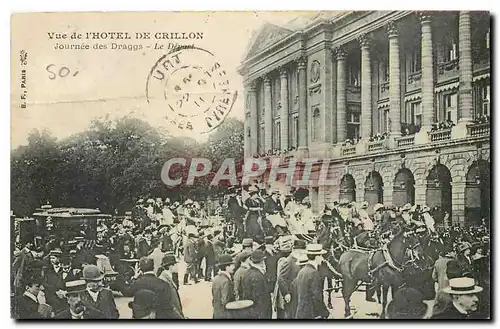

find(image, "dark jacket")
[227,196,245,223]
[277,253,300,298]
[137,240,154,259]
[13,294,46,319]
[295,263,329,319]
[41,265,66,313]
[212,272,235,319]
[431,303,470,319]
[54,306,105,319]
[240,266,272,319]
[129,273,183,319]
[80,289,119,319]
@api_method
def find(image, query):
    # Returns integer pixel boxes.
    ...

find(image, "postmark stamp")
[146,45,237,134]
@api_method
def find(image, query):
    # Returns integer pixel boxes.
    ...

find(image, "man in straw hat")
[80,264,119,319]
[240,249,272,319]
[54,279,105,319]
[295,244,329,319]
[212,254,236,319]
[432,277,483,319]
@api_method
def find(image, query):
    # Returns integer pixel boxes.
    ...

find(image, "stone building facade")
[238,11,491,226]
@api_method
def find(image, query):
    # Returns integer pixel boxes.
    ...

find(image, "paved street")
[113,260,436,319]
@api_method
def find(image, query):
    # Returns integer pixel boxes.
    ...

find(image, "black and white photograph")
[10,10,491,320]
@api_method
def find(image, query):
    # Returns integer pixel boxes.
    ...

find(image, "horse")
[338,226,421,318]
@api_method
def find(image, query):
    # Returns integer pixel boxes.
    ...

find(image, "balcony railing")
[429,129,452,142]
[438,58,459,75]
[367,140,385,152]
[341,145,356,156]
[407,71,422,84]
[396,135,415,147]
[467,122,490,137]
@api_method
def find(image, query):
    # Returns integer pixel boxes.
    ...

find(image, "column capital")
[246,81,258,92]
[279,66,288,79]
[263,74,272,85]
[296,55,308,69]
[358,34,372,49]
[387,21,399,39]
[333,47,347,61]
[419,12,433,24]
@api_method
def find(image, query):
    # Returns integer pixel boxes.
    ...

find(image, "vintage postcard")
[11,11,490,320]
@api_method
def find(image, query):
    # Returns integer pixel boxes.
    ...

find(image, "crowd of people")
[11,185,490,319]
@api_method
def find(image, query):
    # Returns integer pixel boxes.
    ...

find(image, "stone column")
[458,11,474,124]
[452,181,466,225]
[297,56,308,154]
[388,21,402,137]
[359,34,373,138]
[279,66,289,151]
[420,13,435,130]
[248,82,258,156]
[335,48,347,142]
[263,75,273,153]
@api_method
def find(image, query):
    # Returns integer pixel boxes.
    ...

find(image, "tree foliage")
[11,116,244,216]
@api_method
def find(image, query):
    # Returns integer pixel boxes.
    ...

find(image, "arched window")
[312,108,320,141]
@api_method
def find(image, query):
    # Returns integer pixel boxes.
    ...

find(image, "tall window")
[347,104,361,140]
[348,64,360,86]
[380,57,389,82]
[486,29,490,50]
[260,125,265,153]
[312,108,321,141]
[410,47,422,73]
[406,101,422,127]
[444,39,458,62]
[380,108,390,133]
[292,114,299,148]
[480,84,490,116]
[273,121,281,150]
[444,92,457,122]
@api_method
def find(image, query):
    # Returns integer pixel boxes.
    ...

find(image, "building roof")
[241,11,350,64]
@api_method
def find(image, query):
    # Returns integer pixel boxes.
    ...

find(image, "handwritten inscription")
[46,64,79,80]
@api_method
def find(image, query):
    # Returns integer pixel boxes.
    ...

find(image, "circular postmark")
[146,46,237,134]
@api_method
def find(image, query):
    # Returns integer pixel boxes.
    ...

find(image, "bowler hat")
[293,239,307,250]
[161,254,177,267]
[128,289,157,319]
[250,250,266,263]
[216,254,234,266]
[82,264,104,281]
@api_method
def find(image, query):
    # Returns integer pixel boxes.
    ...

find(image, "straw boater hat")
[361,201,369,209]
[65,279,87,294]
[278,235,294,252]
[306,244,327,256]
[442,277,483,295]
[401,203,412,212]
[184,199,194,205]
[49,248,63,257]
[373,203,385,212]
[296,253,309,266]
